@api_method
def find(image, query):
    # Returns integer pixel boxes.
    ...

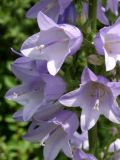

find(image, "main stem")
[88,0,98,154]
[88,0,97,33]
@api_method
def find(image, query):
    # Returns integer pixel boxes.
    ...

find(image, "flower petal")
[109,139,120,152]
[37,11,58,30]
[46,41,69,75]
[49,110,79,136]
[104,50,116,71]
[5,81,45,121]
[62,137,73,158]
[97,0,109,25]
[59,88,82,107]
[106,0,119,16]
[27,0,60,22]
[44,128,67,160]
[81,67,97,84]
[11,57,41,82]
[23,121,56,142]
[102,105,120,124]
[81,108,100,131]
[13,109,24,121]
[107,82,120,97]
[94,32,104,55]
[33,102,63,121]
[42,74,66,100]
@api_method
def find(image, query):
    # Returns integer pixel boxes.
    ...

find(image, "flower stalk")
[88,0,97,33]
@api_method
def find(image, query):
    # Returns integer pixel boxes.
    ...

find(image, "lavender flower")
[70,131,89,150]
[5,57,66,121]
[109,139,120,160]
[26,0,76,24]
[73,149,97,160]
[94,17,120,71]
[106,0,119,16]
[81,0,109,25]
[24,110,79,160]
[111,152,120,160]
[109,139,120,152]
[97,0,109,25]
[21,12,82,75]
[59,67,120,131]
[70,130,96,160]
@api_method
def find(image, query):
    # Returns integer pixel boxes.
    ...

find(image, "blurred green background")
[0,0,120,160]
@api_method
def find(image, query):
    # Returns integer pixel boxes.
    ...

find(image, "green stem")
[88,0,98,155]
[88,0,97,33]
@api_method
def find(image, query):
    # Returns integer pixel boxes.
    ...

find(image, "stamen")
[93,99,100,111]
[13,92,18,99]
[90,83,106,111]
[36,44,45,52]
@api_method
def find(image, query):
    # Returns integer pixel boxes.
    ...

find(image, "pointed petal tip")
[37,11,58,31]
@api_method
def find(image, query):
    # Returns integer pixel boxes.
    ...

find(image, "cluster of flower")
[5,0,120,159]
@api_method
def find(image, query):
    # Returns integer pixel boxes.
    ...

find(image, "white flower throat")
[91,83,105,111]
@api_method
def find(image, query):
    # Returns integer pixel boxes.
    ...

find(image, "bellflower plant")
[21,11,83,75]
[5,0,120,159]
[94,17,120,71]
[59,67,120,131]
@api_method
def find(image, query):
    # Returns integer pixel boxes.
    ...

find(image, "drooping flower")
[109,139,120,160]
[13,101,63,122]
[80,2,88,23]
[70,131,89,150]
[73,149,97,160]
[26,0,76,24]
[81,0,109,25]
[21,11,82,75]
[112,153,120,160]
[59,67,120,131]
[24,110,79,160]
[5,57,66,121]
[94,17,120,71]
[69,131,96,160]
[97,0,109,25]
[106,0,119,16]
[109,139,120,152]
